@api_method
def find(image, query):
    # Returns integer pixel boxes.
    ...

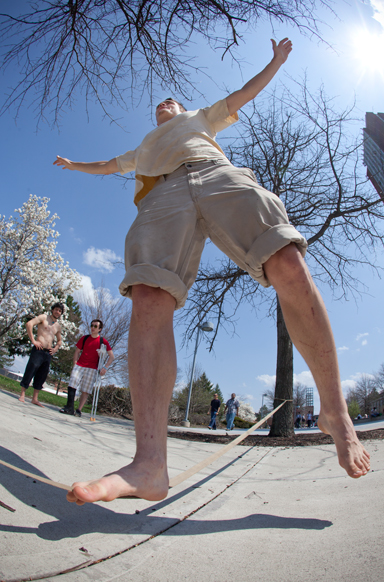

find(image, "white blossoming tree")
[238,401,256,423]
[0,195,81,349]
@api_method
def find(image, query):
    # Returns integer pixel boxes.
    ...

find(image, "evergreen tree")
[173,371,216,415]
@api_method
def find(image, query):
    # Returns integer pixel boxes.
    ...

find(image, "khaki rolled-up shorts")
[119,159,307,309]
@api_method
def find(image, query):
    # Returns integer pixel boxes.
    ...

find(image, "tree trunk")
[269,296,294,437]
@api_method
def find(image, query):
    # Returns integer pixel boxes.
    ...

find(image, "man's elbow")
[105,159,118,175]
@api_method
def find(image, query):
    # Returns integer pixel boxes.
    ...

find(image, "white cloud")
[362,339,368,346]
[356,332,369,342]
[73,275,121,309]
[257,371,316,388]
[293,370,315,387]
[350,372,376,382]
[341,378,358,392]
[173,381,186,394]
[83,247,122,273]
[73,274,96,306]
[244,393,255,401]
[337,346,349,352]
[370,0,384,27]
[341,372,376,395]
[256,374,276,387]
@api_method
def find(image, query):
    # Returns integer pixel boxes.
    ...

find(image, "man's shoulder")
[31,313,48,325]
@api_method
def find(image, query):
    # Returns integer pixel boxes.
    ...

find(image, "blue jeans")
[226,411,236,430]
[209,411,218,429]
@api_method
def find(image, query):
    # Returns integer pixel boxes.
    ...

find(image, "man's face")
[231,393,236,399]
[155,99,182,126]
[51,307,63,320]
[214,394,218,399]
[90,321,101,335]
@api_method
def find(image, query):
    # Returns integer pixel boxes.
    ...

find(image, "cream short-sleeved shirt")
[116,99,238,204]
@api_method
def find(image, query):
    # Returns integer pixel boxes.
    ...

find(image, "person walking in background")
[295,412,302,429]
[59,320,114,417]
[307,411,313,428]
[208,393,221,430]
[19,303,63,407]
[224,393,240,431]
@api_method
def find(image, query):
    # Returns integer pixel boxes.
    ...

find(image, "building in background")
[363,112,384,200]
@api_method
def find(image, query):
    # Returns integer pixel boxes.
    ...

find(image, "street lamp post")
[182,321,214,428]
[261,393,268,410]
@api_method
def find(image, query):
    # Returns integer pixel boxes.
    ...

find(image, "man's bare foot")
[317,411,370,478]
[31,400,44,408]
[66,458,169,505]
[18,396,25,403]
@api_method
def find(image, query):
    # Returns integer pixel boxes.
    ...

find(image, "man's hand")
[226,37,292,116]
[49,346,58,355]
[53,156,118,174]
[33,340,44,350]
[100,367,107,377]
[271,37,292,64]
[53,156,75,170]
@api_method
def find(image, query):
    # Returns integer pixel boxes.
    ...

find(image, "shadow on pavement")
[0,447,332,543]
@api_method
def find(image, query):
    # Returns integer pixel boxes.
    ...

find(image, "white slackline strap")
[0,401,288,495]
[169,400,287,488]
[0,459,71,491]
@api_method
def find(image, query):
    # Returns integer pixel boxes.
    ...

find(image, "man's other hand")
[271,38,292,63]
[53,155,74,170]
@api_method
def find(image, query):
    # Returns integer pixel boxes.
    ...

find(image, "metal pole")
[262,393,267,409]
[182,326,201,427]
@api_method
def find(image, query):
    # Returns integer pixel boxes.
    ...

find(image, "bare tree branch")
[0,0,335,125]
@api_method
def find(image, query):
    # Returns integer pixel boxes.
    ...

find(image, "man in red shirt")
[60,319,114,417]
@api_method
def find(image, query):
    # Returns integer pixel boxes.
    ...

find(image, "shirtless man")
[19,303,63,407]
[54,39,370,506]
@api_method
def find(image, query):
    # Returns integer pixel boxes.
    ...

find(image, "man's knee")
[264,243,310,288]
[131,284,176,311]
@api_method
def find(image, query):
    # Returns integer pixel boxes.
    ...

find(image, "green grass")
[0,375,92,413]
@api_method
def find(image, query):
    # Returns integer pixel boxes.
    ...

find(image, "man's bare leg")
[77,392,88,412]
[18,387,26,403]
[264,244,370,478]
[31,389,44,407]
[67,285,177,505]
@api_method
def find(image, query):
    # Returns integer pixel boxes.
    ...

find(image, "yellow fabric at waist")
[134,175,161,205]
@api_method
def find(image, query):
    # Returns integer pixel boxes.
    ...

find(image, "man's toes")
[66,491,86,505]
[66,490,78,502]
[72,481,111,503]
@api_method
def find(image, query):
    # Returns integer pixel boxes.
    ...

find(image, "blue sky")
[1,0,384,412]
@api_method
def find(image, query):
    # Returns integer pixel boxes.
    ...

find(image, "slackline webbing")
[169,400,286,487]
[0,400,288,495]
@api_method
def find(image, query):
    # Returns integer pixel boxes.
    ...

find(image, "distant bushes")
[95,384,133,417]
[233,416,253,429]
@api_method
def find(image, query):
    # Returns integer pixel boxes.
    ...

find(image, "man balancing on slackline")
[54,38,370,505]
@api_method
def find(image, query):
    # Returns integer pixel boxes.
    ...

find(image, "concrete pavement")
[0,387,383,582]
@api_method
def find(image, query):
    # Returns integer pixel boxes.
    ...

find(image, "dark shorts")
[20,346,52,391]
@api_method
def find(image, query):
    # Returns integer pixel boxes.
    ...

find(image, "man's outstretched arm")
[53,156,119,175]
[226,38,292,116]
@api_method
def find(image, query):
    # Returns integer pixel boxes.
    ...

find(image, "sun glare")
[353,28,384,75]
